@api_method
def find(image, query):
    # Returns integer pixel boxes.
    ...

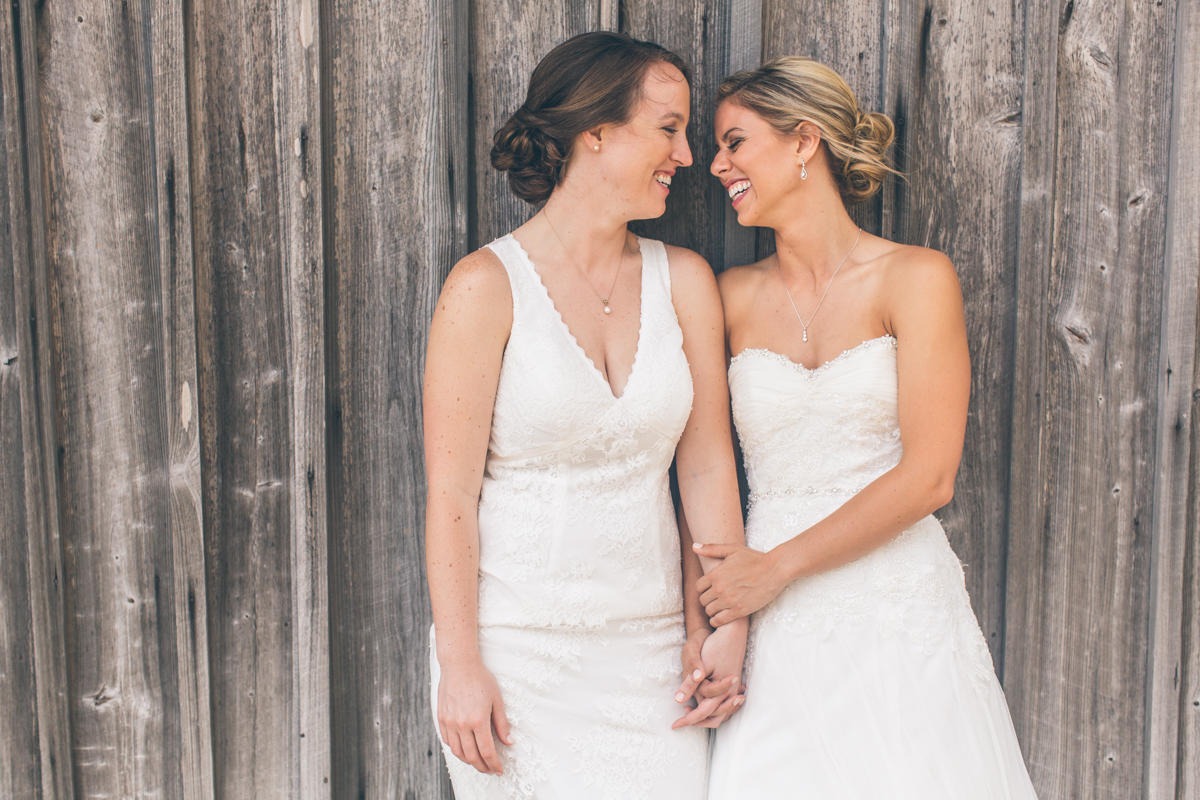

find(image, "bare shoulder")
[716,259,773,321]
[879,244,961,308]
[437,246,512,314]
[663,243,717,289]
[432,246,513,342]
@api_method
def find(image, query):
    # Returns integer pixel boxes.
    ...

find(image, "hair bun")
[490,107,568,204]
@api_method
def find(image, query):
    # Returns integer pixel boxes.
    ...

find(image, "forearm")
[676,455,745,574]
[677,507,712,636]
[425,489,484,666]
[770,460,953,583]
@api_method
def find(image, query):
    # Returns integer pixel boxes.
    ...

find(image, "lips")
[727,179,750,202]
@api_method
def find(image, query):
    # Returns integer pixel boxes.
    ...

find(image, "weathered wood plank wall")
[0,0,1195,798]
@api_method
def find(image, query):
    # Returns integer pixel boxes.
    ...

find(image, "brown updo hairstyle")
[716,57,899,204]
[491,32,692,205]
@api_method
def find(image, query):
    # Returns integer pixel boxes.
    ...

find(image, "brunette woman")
[424,32,747,799]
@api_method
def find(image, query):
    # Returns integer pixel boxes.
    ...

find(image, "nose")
[710,148,729,177]
[674,133,693,168]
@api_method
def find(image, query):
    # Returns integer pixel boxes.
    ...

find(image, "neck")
[770,186,860,282]
[539,184,631,271]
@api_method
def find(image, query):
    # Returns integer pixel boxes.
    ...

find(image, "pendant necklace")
[543,211,624,314]
[777,227,861,342]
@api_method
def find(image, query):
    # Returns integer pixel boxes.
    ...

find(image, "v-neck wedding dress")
[708,337,1038,799]
[431,234,708,800]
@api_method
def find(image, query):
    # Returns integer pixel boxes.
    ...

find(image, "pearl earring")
[594,145,600,151]
[800,158,808,181]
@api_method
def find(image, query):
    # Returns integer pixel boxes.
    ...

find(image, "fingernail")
[735,697,744,706]
[675,691,685,702]
[692,542,702,549]
[693,669,703,680]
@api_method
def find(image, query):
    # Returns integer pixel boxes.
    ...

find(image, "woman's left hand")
[693,542,788,626]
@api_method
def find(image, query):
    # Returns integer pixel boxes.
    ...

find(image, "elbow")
[929,473,956,511]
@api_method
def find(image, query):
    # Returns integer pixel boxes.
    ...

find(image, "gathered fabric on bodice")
[477,234,694,630]
[710,335,1038,800]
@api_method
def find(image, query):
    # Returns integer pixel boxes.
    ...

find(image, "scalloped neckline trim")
[730,335,896,377]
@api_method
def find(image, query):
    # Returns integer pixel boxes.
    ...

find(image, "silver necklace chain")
[542,211,624,314]
[777,228,861,343]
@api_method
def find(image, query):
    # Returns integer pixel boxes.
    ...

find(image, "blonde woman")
[424,32,747,799]
[689,58,1039,798]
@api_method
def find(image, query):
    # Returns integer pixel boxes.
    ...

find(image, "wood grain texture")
[720,0,761,272]
[0,1,75,797]
[0,4,43,795]
[1146,0,1199,795]
[187,0,329,795]
[1004,0,1178,797]
[1168,1,1200,797]
[37,1,212,798]
[623,0,730,267]
[322,0,466,795]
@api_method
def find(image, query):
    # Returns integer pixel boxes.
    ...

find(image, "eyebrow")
[719,127,746,142]
[658,111,687,123]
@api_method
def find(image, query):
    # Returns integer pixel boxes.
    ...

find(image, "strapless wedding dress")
[431,235,708,800]
[708,336,1038,799]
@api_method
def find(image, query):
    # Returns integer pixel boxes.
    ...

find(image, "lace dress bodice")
[712,336,1039,800]
[477,234,694,629]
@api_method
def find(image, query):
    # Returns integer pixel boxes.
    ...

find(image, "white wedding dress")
[708,336,1038,799]
[431,235,709,800]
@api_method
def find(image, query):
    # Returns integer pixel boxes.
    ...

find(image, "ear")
[581,127,605,152]
[792,121,822,164]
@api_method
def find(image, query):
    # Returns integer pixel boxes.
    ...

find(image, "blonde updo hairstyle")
[492,32,691,205]
[716,57,898,204]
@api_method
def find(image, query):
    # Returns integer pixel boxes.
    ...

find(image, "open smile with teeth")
[655,173,672,188]
[728,180,751,202]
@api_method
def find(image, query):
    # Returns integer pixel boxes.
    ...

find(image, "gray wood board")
[187,0,329,795]
[36,1,212,798]
[1168,0,1200,797]
[323,0,466,796]
[1004,0,1178,797]
[0,0,75,796]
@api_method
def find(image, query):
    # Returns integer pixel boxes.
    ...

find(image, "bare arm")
[666,245,748,722]
[696,250,970,625]
[424,248,513,774]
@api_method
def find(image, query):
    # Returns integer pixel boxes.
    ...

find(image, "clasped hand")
[692,542,787,627]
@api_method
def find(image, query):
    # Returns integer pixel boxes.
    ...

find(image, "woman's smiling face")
[710,100,804,228]
[584,62,693,220]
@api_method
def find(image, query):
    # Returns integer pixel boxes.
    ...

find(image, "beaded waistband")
[748,485,862,504]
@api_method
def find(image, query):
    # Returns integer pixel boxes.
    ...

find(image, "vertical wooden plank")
[1168,1,1200,797]
[0,1,75,797]
[721,0,760,272]
[187,0,330,794]
[470,1,591,247]
[621,0,731,267]
[1145,0,1199,794]
[1004,0,1178,797]
[36,0,212,798]
[322,0,466,794]
[0,4,50,796]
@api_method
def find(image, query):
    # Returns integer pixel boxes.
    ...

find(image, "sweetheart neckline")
[729,335,896,377]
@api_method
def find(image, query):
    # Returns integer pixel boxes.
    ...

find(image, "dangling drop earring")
[800,157,808,181]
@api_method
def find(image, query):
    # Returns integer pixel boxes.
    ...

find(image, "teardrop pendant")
[604,305,611,314]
